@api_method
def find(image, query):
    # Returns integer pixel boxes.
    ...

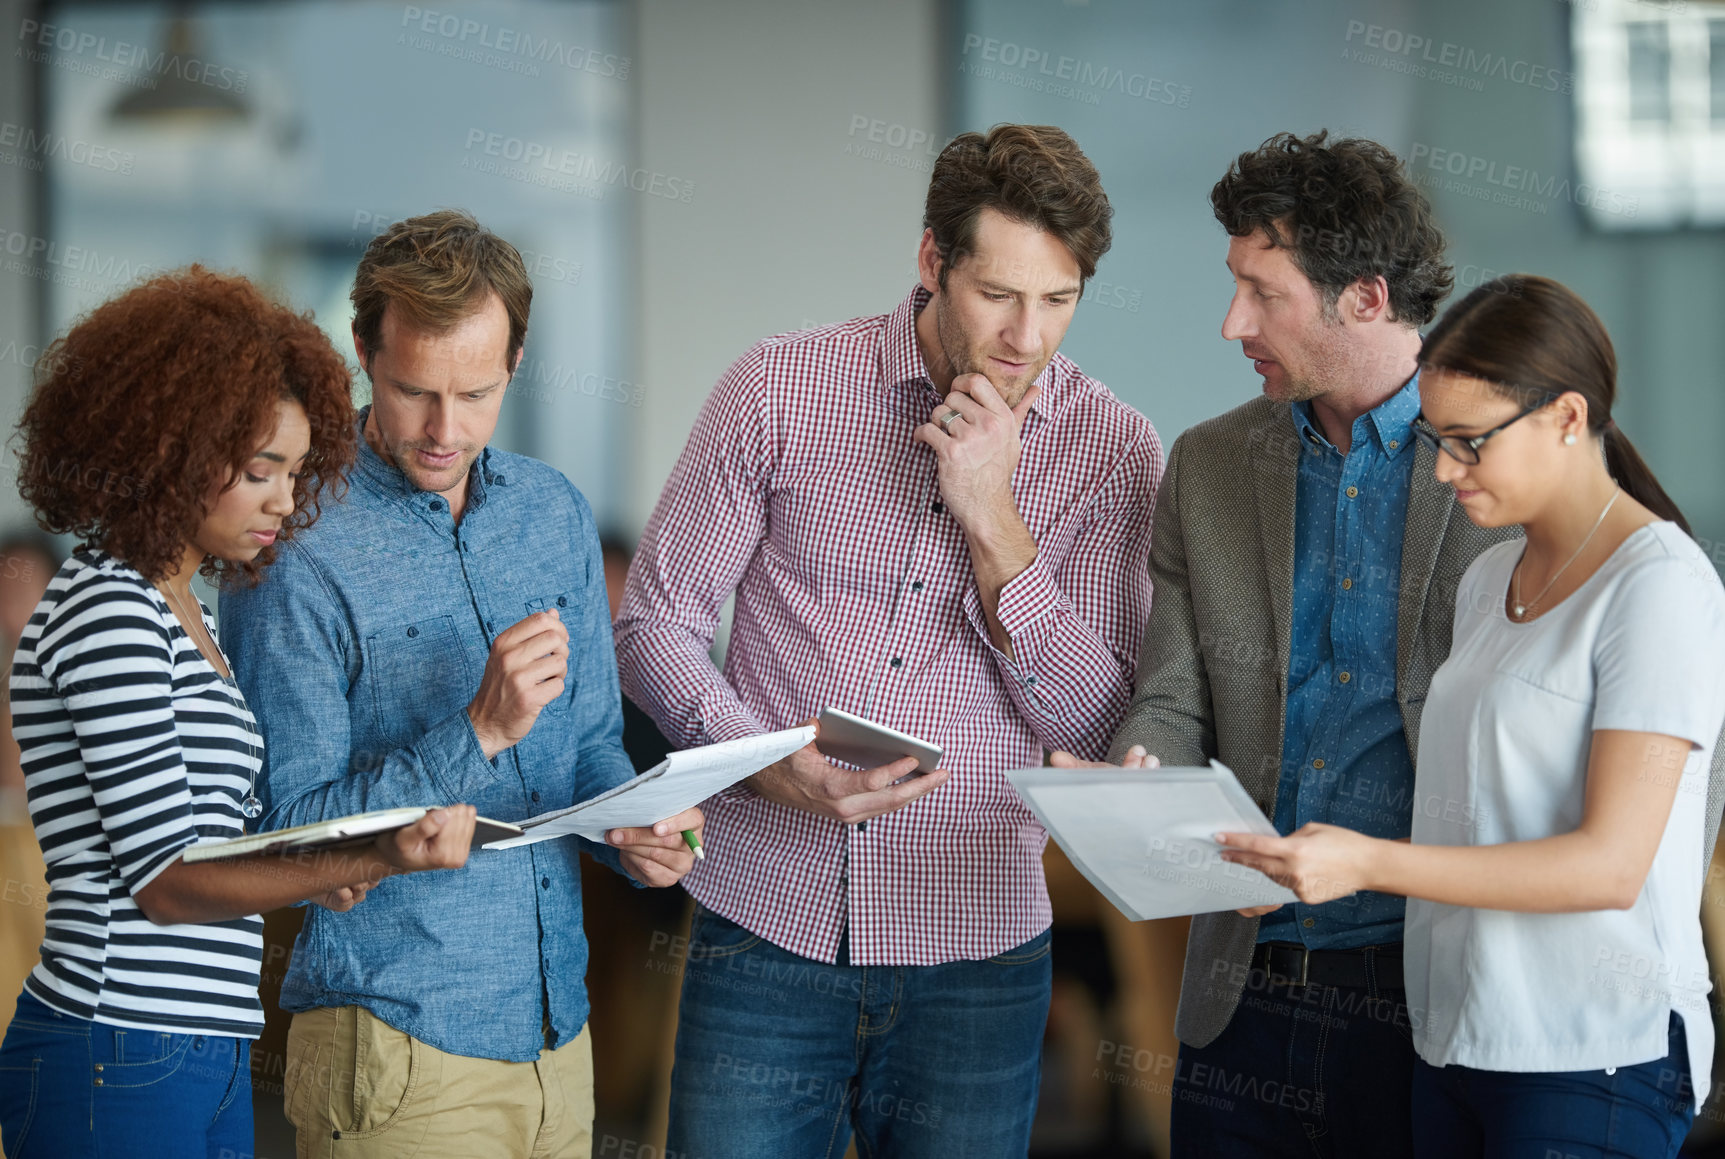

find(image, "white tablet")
[816,708,942,774]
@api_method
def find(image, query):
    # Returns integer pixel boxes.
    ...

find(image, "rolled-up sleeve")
[962,428,1163,759]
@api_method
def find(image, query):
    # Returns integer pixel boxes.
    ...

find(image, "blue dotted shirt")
[1258,376,1420,950]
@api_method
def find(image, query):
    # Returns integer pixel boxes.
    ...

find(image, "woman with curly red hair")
[0,267,479,1159]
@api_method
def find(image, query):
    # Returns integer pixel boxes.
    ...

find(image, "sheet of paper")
[1006,761,1297,921]
[483,726,816,849]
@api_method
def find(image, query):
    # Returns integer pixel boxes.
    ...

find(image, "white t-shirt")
[1406,521,1725,1107]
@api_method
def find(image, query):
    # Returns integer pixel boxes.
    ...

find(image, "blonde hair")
[351,209,532,374]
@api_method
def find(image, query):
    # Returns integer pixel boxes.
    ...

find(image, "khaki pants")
[283,1005,594,1159]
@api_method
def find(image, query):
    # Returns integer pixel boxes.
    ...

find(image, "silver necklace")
[160,580,263,820]
[1511,487,1620,620]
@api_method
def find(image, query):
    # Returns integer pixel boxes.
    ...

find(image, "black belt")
[1250,941,1403,990]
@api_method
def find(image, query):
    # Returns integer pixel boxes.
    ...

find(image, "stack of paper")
[485,726,815,849]
[1007,760,1296,921]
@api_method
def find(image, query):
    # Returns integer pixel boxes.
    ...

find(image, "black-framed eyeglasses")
[1411,392,1558,465]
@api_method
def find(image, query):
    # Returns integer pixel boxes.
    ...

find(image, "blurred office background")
[1,0,1723,1156]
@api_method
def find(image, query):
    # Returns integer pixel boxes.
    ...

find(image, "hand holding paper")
[1007,760,1297,921]
[607,805,705,887]
[1049,746,1160,770]
[486,727,816,850]
[1216,822,1380,905]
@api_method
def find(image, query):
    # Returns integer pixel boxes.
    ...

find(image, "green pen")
[682,829,705,860]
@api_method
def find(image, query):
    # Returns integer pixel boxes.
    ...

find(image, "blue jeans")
[666,905,1052,1158]
[0,990,252,1159]
[1412,1012,1694,1159]
[1170,964,1416,1157]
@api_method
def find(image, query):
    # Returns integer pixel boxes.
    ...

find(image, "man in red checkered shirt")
[616,124,1164,1157]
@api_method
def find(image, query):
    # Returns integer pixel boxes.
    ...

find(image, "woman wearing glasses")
[0,268,480,1159]
[1217,274,1725,1158]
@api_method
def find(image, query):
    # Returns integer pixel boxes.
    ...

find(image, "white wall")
[629,0,946,530]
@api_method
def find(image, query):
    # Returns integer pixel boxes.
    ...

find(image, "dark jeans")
[0,990,252,1159]
[666,905,1053,1158]
[1412,1012,1694,1159]
[1170,963,1416,1158]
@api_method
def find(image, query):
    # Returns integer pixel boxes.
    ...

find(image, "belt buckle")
[1268,943,1310,988]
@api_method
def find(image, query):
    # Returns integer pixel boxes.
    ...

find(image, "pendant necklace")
[1511,487,1619,621]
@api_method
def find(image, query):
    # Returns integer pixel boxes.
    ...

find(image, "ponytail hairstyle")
[1419,274,1691,536]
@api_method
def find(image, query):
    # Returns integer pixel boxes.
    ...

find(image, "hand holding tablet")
[816,708,943,777]
[741,711,947,824]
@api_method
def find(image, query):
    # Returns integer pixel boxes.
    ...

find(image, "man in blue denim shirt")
[220,211,700,1159]
[1257,376,1421,949]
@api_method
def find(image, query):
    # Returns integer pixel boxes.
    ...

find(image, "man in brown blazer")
[1082,131,1514,1156]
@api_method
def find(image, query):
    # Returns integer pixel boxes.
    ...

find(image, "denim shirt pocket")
[525,594,577,713]
[364,614,480,749]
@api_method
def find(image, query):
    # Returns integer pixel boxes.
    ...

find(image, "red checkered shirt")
[615,285,1164,965]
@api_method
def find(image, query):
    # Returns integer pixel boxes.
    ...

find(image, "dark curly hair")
[14,266,357,586]
[1212,130,1452,325]
[924,124,1113,291]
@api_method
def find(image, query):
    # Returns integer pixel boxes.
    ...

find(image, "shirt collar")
[1290,372,1420,459]
[878,284,1059,420]
[352,405,496,511]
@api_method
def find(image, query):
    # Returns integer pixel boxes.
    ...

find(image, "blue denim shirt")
[1258,376,1419,951]
[218,410,636,1061]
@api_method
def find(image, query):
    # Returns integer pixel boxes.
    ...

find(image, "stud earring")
[1563,434,1577,446]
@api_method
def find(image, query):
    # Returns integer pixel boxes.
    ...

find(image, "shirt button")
[911,580,925,592]
[931,501,945,514]
[429,498,445,511]
[1341,578,1353,591]
[889,657,903,668]
[406,626,419,638]
[487,621,496,634]
[541,876,550,889]
[1339,671,1351,684]
[495,474,506,485]
[557,596,568,607]
[531,791,541,803]
[1388,439,1400,450]
[1312,758,1325,770]
[1302,918,1315,929]
[1345,486,1359,499]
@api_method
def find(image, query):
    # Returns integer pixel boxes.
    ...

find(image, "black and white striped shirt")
[12,550,264,1037]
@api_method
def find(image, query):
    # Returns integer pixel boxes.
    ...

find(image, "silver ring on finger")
[939,408,962,432]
